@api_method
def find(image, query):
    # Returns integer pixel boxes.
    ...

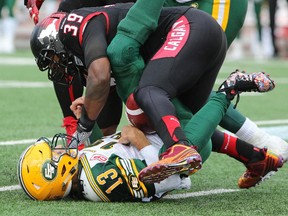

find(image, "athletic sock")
[218,133,265,163]
[235,118,258,142]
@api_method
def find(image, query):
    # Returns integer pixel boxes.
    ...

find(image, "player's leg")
[137,9,227,183]
[139,70,276,183]
[172,98,212,163]
[202,0,288,161]
[194,0,248,47]
[218,80,288,161]
[53,75,84,137]
[254,0,263,43]
[180,69,275,163]
[268,0,279,57]
[135,8,227,148]
[212,129,284,189]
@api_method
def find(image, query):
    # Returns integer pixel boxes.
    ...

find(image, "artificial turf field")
[0,51,288,216]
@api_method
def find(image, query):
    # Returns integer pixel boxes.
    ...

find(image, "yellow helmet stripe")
[211,0,230,31]
[80,155,110,202]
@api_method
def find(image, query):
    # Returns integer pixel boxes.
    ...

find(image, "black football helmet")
[30,12,81,85]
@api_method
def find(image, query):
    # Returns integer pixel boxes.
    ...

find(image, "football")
[125,93,155,134]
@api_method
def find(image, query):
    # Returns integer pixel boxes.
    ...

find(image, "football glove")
[25,0,44,24]
[68,108,95,148]
[69,130,92,149]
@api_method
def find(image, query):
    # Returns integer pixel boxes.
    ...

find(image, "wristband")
[78,107,95,132]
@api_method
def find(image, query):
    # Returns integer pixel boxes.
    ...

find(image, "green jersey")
[77,132,190,202]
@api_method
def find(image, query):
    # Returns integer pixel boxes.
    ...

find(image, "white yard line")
[0,184,240,199]
[0,57,35,65]
[0,185,21,192]
[164,189,240,199]
[255,119,288,125]
[0,139,39,145]
[0,81,52,88]
[0,138,53,146]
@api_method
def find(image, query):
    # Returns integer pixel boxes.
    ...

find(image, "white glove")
[69,130,92,148]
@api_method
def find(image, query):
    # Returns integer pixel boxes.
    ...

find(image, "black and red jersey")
[58,3,190,68]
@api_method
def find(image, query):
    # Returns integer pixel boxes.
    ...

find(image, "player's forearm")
[85,58,111,121]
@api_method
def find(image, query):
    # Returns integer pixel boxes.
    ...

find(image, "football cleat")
[138,144,202,183]
[217,70,275,107]
[238,148,284,189]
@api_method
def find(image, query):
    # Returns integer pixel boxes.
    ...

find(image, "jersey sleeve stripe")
[80,155,110,202]
[116,158,149,198]
[129,159,149,196]
[211,0,230,31]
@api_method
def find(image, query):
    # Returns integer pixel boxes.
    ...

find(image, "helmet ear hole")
[61,165,66,176]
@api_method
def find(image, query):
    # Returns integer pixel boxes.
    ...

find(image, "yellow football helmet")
[17,134,79,201]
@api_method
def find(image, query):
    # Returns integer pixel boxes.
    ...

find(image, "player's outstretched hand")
[26,0,44,24]
[119,125,150,150]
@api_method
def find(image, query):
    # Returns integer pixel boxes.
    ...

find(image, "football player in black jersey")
[30,3,228,178]
[24,0,139,141]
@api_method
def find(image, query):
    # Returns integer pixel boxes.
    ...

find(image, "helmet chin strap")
[63,181,72,198]
[62,166,77,192]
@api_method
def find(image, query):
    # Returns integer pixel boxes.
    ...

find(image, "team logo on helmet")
[38,20,58,46]
[42,161,56,180]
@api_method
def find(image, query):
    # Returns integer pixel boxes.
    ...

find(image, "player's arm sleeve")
[117,0,166,43]
[81,17,108,68]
